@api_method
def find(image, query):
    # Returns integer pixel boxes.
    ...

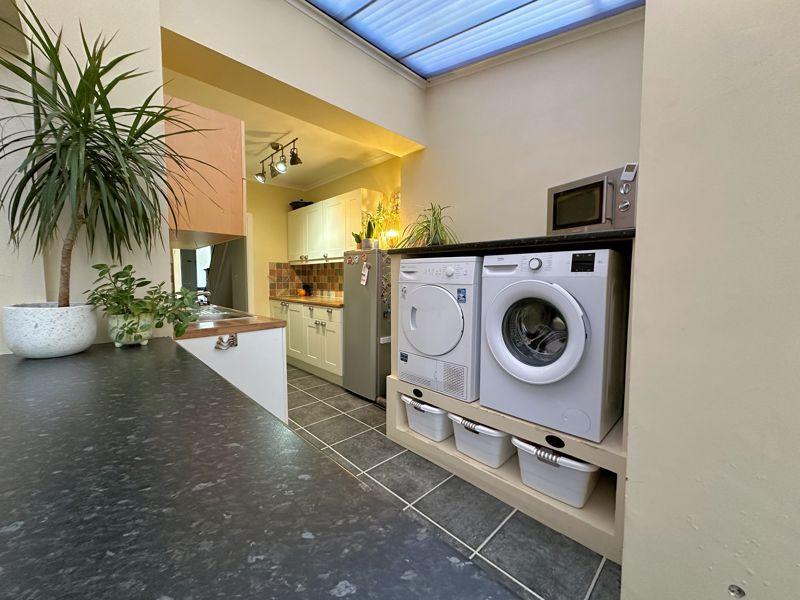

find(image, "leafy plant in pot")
[399,203,458,247]
[86,264,197,347]
[0,7,206,358]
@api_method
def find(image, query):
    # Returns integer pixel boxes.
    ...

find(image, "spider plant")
[399,203,458,248]
[0,4,208,308]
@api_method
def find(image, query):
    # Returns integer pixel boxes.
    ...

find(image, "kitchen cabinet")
[270,300,343,376]
[165,95,246,248]
[286,303,306,360]
[320,319,342,373]
[287,188,383,264]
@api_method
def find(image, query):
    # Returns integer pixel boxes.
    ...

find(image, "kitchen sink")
[192,305,253,322]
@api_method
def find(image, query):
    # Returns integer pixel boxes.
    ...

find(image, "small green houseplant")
[86,264,197,346]
[0,5,207,358]
[400,203,459,248]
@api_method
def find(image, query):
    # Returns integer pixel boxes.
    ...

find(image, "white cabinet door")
[269,300,289,320]
[287,209,307,262]
[305,318,324,366]
[321,320,343,375]
[286,304,306,359]
[306,202,326,260]
[343,190,363,253]
[324,197,346,260]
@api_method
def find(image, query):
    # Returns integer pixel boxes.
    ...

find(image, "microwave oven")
[546,163,638,235]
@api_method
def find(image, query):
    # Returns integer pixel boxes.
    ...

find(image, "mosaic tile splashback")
[268,262,344,298]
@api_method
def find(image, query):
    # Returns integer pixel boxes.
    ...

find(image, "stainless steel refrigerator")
[343,249,391,402]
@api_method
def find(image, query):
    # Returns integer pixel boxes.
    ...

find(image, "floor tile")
[288,418,301,431]
[306,382,347,400]
[290,374,328,391]
[590,560,621,600]
[413,476,514,549]
[481,511,602,600]
[357,474,407,509]
[471,555,541,600]
[287,368,307,381]
[294,427,326,449]
[333,429,404,471]
[322,447,361,476]
[368,451,450,503]
[405,507,473,557]
[376,424,387,435]
[288,389,318,409]
[305,414,370,445]
[324,392,371,412]
[288,402,339,427]
[348,404,386,427]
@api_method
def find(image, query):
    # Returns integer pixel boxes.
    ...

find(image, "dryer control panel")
[400,257,482,285]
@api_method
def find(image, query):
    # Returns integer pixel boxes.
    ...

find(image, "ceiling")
[305,0,645,78]
[163,69,394,190]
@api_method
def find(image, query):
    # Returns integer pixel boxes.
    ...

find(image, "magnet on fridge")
[360,254,367,263]
[360,262,371,285]
[346,256,353,265]
[353,255,359,264]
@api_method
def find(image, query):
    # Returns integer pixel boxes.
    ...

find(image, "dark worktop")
[0,340,514,599]
[388,228,635,257]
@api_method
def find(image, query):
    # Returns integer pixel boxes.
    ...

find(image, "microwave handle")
[604,177,615,224]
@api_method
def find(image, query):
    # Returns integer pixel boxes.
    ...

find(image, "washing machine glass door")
[486,280,587,384]
[401,285,464,356]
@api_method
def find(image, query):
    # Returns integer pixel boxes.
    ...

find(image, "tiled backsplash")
[268,262,344,298]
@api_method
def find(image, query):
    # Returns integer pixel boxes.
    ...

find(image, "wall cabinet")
[287,188,382,264]
[165,95,247,248]
[270,300,343,376]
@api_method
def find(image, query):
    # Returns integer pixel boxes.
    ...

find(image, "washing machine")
[398,257,482,402]
[480,249,628,442]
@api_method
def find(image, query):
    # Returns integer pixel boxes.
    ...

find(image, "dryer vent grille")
[399,370,433,390]
[442,363,466,400]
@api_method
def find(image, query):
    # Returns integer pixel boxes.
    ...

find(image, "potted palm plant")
[399,203,459,247]
[0,7,204,358]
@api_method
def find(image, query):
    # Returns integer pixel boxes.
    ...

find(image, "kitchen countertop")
[179,314,286,339]
[0,340,514,600]
[388,228,635,257]
[270,295,345,309]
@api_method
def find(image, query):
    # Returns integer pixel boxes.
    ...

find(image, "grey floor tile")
[288,402,340,427]
[324,392,371,412]
[333,429,404,471]
[405,507,473,557]
[288,389,318,409]
[290,374,328,391]
[413,476,514,550]
[369,451,450,503]
[306,382,347,400]
[322,447,361,476]
[294,427,326,449]
[590,560,621,600]
[357,474,407,509]
[376,424,387,435]
[471,556,541,600]
[288,418,301,431]
[481,511,602,600]
[287,367,307,381]
[348,403,386,427]
[305,414,370,445]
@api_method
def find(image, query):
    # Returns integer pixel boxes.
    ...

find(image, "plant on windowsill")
[399,203,458,247]
[86,264,197,347]
[0,5,208,359]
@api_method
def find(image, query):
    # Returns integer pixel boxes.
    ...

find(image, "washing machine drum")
[486,280,588,384]
[401,285,464,356]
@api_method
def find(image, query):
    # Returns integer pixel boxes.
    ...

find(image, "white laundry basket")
[448,414,515,468]
[512,437,600,508]
[401,395,453,442]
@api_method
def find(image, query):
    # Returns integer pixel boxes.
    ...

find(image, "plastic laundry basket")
[448,413,515,468]
[401,395,453,442]
[512,437,600,508]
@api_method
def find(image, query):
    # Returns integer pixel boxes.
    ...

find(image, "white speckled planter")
[2,303,97,359]
[107,314,155,348]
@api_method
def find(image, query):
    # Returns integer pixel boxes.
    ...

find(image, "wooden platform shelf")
[386,375,624,562]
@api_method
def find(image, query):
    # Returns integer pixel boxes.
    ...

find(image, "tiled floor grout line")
[360,471,413,507]
[405,506,479,554]
[469,508,517,559]
[402,474,454,511]
[474,552,548,600]
[293,412,343,429]
[361,449,408,474]
[582,557,605,600]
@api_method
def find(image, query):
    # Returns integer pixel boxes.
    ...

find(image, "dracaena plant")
[0,4,208,307]
[399,203,458,248]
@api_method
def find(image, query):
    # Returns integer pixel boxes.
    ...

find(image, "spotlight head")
[254,169,266,184]
[289,147,302,165]
[269,142,281,151]
[276,155,288,173]
[269,162,280,178]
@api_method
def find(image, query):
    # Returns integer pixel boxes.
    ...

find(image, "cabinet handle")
[320,321,327,327]
[323,253,328,260]
[214,333,238,350]
[326,308,333,313]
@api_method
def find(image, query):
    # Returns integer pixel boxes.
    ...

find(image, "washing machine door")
[401,285,464,356]
[485,280,587,384]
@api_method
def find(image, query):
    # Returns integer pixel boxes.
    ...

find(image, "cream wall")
[622,2,800,599]
[159,0,426,146]
[247,181,300,315]
[303,158,402,204]
[401,18,644,242]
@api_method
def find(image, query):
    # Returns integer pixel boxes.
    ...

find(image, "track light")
[254,167,266,184]
[276,154,288,173]
[289,144,302,165]
[269,160,279,178]
[256,137,302,181]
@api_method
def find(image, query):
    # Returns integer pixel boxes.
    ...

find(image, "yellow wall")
[247,181,300,316]
[303,158,402,204]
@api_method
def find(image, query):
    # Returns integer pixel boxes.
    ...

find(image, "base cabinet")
[270,300,343,376]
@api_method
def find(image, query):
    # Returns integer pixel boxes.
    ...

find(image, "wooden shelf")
[387,375,626,474]
[387,396,622,560]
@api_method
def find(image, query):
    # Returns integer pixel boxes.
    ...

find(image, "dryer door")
[485,280,587,384]
[401,285,464,356]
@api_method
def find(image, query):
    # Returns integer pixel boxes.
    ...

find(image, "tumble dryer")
[398,257,482,402]
[480,250,628,442]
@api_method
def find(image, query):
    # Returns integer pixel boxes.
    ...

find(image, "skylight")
[306,0,644,78]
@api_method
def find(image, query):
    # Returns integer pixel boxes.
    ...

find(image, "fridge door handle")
[379,336,391,345]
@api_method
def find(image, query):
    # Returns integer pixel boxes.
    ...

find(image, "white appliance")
[480,249,628,442]
[398,257,482,402]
